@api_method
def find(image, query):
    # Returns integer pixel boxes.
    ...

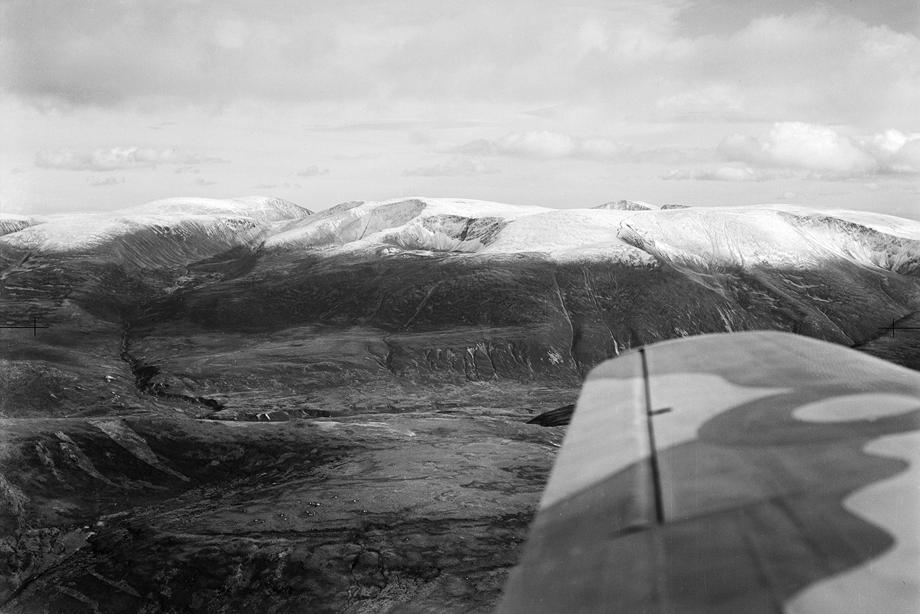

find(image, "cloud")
[660,11,920,127]
[297,166,330,177]
[37,147,177,171]
[404,157,500,177]
[887,135,920,173]
[664,123,920,182]
[718,122,920,177]
[676,0,920,38]
[35,147,228,172]
[183,154,230,165]
[4,3,915,130]
[192,178,218,186]
[663,166,766,182]
[89,176,125,187]
[456,131,711,164]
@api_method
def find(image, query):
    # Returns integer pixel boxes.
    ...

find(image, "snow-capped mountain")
[0,196,310,267]
[5,196,918,274]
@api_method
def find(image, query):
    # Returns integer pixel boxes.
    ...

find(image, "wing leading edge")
[497,331,920,614]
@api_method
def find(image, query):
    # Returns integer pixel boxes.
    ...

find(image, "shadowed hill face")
[2,197,920,612]
[593,200,655,211]
[0,214,35,237]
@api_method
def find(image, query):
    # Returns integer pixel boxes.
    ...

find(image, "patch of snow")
[0,196,308,253]
[265,197,550,251]
[752,205,920,241]
[483,209,641,257]
[618,207,821,269]
[119,196,311,222]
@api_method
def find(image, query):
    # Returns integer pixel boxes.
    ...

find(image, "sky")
[1,0,918,220]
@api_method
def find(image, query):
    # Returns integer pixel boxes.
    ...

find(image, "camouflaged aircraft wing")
[497,331,920,614]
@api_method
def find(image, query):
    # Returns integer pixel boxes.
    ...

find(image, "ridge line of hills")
[2,196,919,274]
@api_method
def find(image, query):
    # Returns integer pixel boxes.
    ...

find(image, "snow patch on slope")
[120,196,312,221]
[617,208,817,271]
[0,196,310,255]
[482,209,653,263]
[264,197,550,252]
[616,206,920,276]
[775,208,920,275]
[266,197,655,263]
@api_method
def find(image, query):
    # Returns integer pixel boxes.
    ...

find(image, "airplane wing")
[497,331,920,614]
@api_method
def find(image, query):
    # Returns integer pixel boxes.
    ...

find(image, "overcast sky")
[1,0,918,219]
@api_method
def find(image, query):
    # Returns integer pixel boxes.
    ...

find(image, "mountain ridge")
[4,196,919,272]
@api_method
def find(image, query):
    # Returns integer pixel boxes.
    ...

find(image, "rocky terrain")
[2,196,919,613]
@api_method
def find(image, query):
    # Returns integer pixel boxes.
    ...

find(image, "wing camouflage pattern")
[498,331,920,614]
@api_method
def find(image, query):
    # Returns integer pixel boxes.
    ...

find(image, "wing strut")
[640,347,667,524]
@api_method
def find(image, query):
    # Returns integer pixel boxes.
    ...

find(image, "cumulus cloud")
[663,166,765,182]
[718,122,920,178]
[184,153,230,165]
[457,131,711,164]
[297,166,330,177]
[89,176,125,187]
[664,123,920,182]
[885,135,920,173]
[35,147,227,172]
[36,147,177,171]
[404,157,500,177]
